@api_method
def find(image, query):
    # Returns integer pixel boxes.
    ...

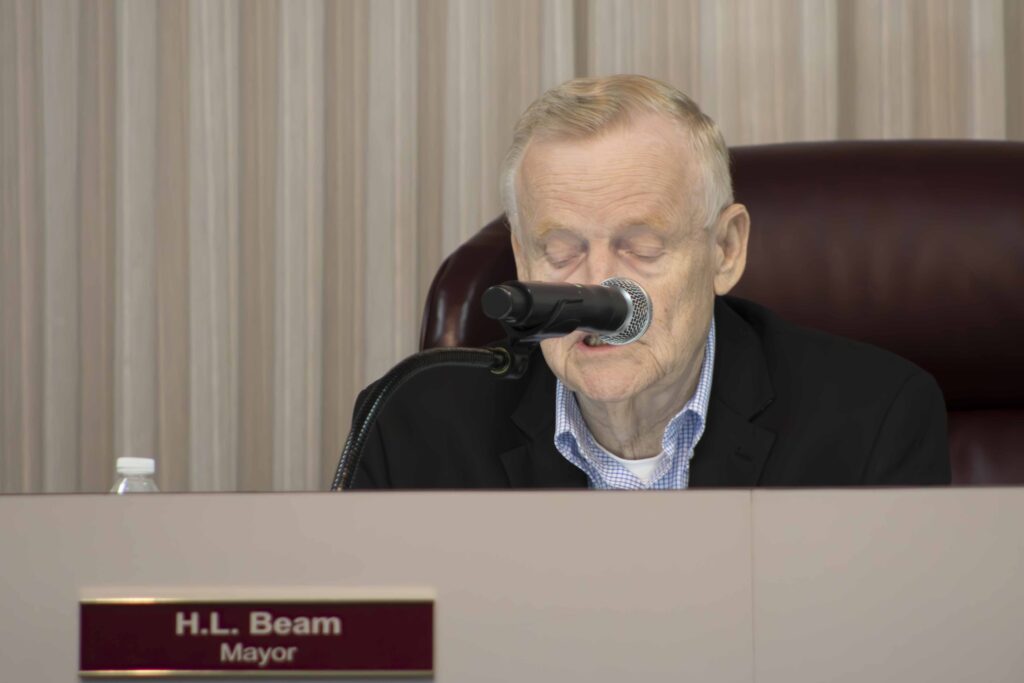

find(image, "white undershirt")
[601,447,669,486]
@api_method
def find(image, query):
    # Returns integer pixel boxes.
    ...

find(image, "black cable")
[330,347,509,491]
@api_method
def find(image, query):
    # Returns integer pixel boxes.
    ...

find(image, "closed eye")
[625,248,664,262]
[541,234,586,269]
[546,255,584,271]
[613,227,666,264]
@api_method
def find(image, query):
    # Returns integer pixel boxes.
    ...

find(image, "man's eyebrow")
[532,222,580,240]
[533,217,672,235]
[615,218,672,234]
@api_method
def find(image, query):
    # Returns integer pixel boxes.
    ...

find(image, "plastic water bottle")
[110,457,160,494]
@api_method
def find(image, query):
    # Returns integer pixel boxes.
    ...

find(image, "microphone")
[482,277,652,345]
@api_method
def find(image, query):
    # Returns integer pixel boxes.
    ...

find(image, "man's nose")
[573,246,616,285]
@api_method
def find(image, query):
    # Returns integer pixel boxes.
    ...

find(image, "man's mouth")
[582,335,608,347]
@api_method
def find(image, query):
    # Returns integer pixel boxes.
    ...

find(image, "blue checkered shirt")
[553,317,716,489]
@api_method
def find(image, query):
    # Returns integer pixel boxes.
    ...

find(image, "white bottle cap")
[116,457,156,476]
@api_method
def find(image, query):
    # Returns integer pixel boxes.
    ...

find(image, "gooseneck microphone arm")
[330,347,511,491]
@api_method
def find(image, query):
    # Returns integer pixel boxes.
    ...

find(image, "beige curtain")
[1,0,1021,493]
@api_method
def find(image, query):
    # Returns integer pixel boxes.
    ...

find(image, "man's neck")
[575,348,705,460]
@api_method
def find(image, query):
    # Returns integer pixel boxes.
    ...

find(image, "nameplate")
[80,597,433,677]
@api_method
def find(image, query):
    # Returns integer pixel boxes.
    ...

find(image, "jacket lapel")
[498,443,588,488]
[690,298,777,487]
[498,356,588,488]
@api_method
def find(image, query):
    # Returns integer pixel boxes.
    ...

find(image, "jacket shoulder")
[719,296,933,394]
[715,296,949,485]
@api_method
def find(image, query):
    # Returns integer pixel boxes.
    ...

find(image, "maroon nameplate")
[80,599,433,677]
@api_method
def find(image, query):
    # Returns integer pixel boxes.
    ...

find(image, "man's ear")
[712,203,750,296]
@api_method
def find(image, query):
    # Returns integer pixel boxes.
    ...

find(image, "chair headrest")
[730,141,1024,409]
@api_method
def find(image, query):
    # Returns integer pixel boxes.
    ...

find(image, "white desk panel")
[0,491,754,682]
[753,488,1024,683]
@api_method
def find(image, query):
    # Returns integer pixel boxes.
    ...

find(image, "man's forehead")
[520,169,696,238]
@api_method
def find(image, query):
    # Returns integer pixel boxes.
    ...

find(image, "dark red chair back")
[420,141,1024,485]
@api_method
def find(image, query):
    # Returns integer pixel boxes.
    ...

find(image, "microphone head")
[599,277,652,345]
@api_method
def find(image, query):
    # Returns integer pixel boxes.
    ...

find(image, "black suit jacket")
[351,297,951,488]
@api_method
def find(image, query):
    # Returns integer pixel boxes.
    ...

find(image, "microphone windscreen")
[599,277,652,345]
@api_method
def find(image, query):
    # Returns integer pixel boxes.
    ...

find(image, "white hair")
[500,75,733,233]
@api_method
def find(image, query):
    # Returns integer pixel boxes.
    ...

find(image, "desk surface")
[0,489,1021,682]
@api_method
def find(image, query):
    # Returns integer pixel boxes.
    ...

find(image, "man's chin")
[565,372,645,406]
[541,348,643,403]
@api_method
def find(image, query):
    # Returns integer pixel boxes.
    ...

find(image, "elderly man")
[351,75,950,489]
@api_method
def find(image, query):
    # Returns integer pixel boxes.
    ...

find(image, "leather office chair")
[420,141,1024,485]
